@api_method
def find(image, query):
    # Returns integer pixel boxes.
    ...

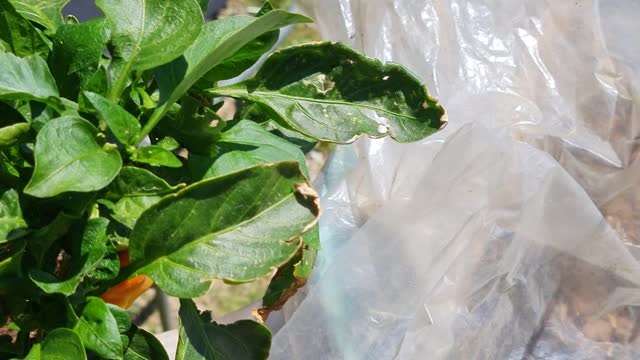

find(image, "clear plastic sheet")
[269,0,640,358]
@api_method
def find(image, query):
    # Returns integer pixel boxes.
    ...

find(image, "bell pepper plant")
[0,0,445,358]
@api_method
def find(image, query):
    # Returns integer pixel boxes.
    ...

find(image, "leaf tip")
[439,112,449,130]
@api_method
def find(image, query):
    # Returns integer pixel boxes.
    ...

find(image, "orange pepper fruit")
[100,249,154,309]
[100,274,154,310]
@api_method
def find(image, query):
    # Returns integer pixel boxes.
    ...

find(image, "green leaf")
[210,42,446,143]
[200,3,279,84]
[24,116,122,198]
[0,162,21,190]
[24,96,80,133]
[107,304,132,334]
[256,1,274,16]
[73,297,123,360]
[0,52,58,101]
[23,328,86,360]
[112,196,160,230]
[176,299,271,360]
[26,213,75,268]
[127,161,319,298]
[0,122,29,147]
[157,95,222,157]
[262,252,301,308]
[106,166,177,199]
[264,120,317,154]
[195,0,208,12]
[29,218,110,295]
[0,0,49,57]
[131,145,182,168]
[95,0,204,100]
[0,198,21,235]
[83,92,140,146]
[82,245,120,293]
[106,167,180,229]
[257,224,320,321]
[192,120,308,180]
[201,29,277,84]
[8,0,69,32]
[259,225,318,320]
[0,238,25,277]
[294,224,319,279]
[48,19,110,100]
[123,326,169,360]
[82,66,109,98]
[156,136,180,151]
[147,9,312,143]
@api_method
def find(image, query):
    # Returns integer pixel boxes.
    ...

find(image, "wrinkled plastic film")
[269,0,640,359]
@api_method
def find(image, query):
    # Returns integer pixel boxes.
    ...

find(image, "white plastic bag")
[269,0,640,358]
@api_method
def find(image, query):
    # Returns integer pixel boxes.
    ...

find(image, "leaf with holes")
[210,42,446,143]
[148,8,311,142]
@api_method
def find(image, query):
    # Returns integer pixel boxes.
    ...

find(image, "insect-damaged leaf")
[151,9,311,127]
[210,42,446,143]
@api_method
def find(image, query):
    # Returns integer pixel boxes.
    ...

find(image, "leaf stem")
[108,71,129,103]
[134,103,167,145]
